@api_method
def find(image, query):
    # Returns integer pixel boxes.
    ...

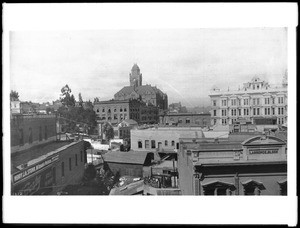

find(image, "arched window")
[241,180,266,195]
[202,180,236,195]
[165,140,168,146]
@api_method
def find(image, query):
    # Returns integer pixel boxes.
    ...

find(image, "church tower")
[129,63,142,87]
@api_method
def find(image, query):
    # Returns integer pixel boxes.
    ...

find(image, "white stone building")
[209,76,287,126]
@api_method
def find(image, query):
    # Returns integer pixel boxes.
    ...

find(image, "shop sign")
[12,167,54,195]
[249,148,278,155]
[12,154,59,184]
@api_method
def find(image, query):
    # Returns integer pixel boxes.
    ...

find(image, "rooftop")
[11,141,72,173]
[102,151,151,165]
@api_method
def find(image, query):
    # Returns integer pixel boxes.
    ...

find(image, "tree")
[78,93,83,107]
[10,90,19,101]
[102,122,114,141]
[60,84,75,107]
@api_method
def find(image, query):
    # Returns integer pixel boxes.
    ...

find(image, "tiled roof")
[102,151,150,164]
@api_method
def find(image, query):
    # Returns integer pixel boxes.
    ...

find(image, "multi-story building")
[209,76,287,126]
[10,114,58,154]
[94,99,159,126]
[10,113,88,195]
[159,113,211,127]
[114,64,168,111]
[177,134,287,195]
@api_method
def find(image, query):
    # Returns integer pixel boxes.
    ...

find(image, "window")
[176,143,179,149]
[39,126,42,141]
[221,100,227,106]
[272,108,275,115]
[114,114,118,120]
[102,108,105,112]
[124,108,127,112]
[178,119,183,123]
[222,119,227,125]
[75,154,78,166]
[97,109,99,113]
[231,99,237,106]
[69,158,72,171]
[213,110,216,116]
[44,126,48,140]
[165,140,168,146]
[213,119,217,125]
[243,99,249,105]
[186,118,190,124]
[222,110,227,116]
[151,140,156,149]
[278,107,281,115]
[171,141,175,146]
[138,141,143,148]
[244,108,249,116]
[19,129,24,146]
[212,100,217,106]
[28,127,33,144]
[145,140,150,149]
[265,98,270,105]
[108,109,111,113]
[278,97,284,104]
[61,162,65,177]
[238,109,241,116]
[253,108,256,115]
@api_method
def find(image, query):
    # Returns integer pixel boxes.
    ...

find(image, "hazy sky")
[10,28,287,107]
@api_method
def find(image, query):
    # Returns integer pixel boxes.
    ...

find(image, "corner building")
[209,77,287,126]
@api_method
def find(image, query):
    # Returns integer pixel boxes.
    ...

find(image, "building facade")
[11,140,87,195]
[94,99,159,125]
[177,135,287,195]
[130,127,205,153]
[114,64,168,111]
[10,114,58,154]
[209,77,288,126]
[159,113,211,127]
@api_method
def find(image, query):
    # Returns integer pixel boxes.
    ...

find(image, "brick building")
[94,99,159,125]
[10,114,57,154]
[114,64,168,111]
[11,140,88,195]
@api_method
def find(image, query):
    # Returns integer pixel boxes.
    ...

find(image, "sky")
[10,28,287,107]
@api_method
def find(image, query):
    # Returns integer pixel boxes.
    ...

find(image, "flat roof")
[11,141,75,173]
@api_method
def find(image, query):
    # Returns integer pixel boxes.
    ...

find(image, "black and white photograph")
[3,3,297,225]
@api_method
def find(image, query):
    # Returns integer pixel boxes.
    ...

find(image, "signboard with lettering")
[12,154,59,184]
[249,149,279,155]
[12,167,55,195]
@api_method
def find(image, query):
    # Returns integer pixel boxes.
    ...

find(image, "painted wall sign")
[12,154,59,184]
[249,148,279,155]
[12,167,54,195]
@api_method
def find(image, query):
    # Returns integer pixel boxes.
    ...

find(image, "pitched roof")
[103,151,150,164]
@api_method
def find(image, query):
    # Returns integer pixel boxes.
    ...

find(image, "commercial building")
[130,127,205,153]
[94,99,159,125]
[114,64,168,111]
[209,76,288,126]
[11,140,88,195]
[177,134,287,195]
[159,113,211,127]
